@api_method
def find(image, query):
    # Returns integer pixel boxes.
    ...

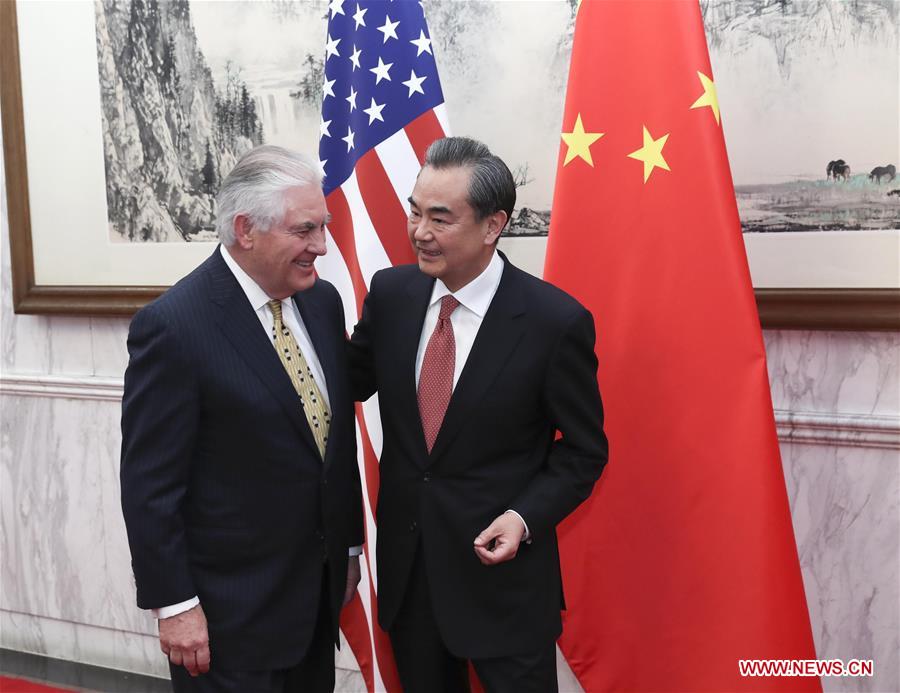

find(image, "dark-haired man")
[349,137,609,692]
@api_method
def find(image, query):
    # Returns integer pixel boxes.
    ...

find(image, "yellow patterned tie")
[268,300,330,459]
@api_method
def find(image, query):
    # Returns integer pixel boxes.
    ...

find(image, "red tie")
[418,295,461,452]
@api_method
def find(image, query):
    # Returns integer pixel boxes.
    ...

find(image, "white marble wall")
[2,142,898,691]
[765,330,900,693]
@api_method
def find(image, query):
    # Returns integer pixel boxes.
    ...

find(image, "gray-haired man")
[121,145,364,692]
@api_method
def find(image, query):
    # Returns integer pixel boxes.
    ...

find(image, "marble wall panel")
[765,331,900,417]
[0,393,150,637]
[87,318,131,377]
[783,442,900,693]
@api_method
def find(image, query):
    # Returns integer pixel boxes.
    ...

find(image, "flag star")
[627,125,671,183]
[409,30,432,56]
[561,113,604,166]
[322,77,336,98]
[377,15,400,43]
[341,126,355,152]
[370,56,393,84]
[363,97,386,124]
[352,3,367,29]
[690,71,721,125]
[328,0,345,17]
[349,45,362,70]
[318,158,327,177]
[325,34,341,60]
[402,69,427,96]
[319,118,332,138]
[346,86,358,112]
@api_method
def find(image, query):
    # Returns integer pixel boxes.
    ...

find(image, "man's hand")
[473,512,526,565]
[344,555,361,605]
[159,605,210,677]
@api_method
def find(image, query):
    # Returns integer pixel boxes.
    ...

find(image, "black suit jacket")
[348,253,608,658]
[120,248,364,670]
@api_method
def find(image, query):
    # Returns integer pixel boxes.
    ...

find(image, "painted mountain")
[95,0,264,242]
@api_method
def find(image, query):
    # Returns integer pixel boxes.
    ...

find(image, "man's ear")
[233,214,254,250]
[484,210,508,245]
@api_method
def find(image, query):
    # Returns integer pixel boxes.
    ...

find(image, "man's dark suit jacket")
[121,248,364,670]
[348,253,608,659]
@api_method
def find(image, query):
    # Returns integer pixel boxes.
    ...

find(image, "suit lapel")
[428,261,526,465]
[206,250,320,458]
[402,272,437,463]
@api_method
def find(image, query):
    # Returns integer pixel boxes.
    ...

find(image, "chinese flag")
[544,2,820,691]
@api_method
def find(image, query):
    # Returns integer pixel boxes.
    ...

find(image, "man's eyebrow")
[407,197,452,215]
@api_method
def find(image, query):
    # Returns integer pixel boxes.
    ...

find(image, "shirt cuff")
[348,545,363,557]
[505,509,531,543]
[152,596,199,620]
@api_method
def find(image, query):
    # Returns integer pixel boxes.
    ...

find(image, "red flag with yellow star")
[544,2,820,691]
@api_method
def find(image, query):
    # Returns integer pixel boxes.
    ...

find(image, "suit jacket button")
[423,473,430,482]
[409,521,417,532]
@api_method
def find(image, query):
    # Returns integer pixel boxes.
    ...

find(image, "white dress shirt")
[152,247,358,620]
[220,246,330,408]
[414,250,530,540]
[415,250,503,388]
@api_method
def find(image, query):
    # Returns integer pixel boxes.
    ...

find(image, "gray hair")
[423,137,516,227]
[215,145,322,246]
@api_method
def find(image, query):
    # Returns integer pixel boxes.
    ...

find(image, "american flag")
[315,1,449,690]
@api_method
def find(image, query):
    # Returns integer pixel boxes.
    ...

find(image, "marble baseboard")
[0,611,368,689]
[0,610,169,679]
[0,647,170,692]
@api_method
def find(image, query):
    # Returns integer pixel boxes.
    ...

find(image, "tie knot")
[438,295,460,321]
[267,299,283,322]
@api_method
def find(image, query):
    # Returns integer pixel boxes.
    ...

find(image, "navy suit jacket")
[348,254,608,658]
[121,248,363,670]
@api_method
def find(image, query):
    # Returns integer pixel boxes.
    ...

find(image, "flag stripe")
[433,103,451,137]
[317,230,360,335]
[339,594,375,691]
[374,132,425,217]
[356,401,382,529]
[324,189,369,316]
[352,414,387,691]
[368,586,403,693]
[355,150,418,267]
[403,109,445,164]
[342,172,394,288]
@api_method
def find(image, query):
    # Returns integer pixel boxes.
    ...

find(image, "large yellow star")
[690,71,720,125]
[627,126,670,183]
[561,113,604,167]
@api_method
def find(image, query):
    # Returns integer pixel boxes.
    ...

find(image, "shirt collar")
[428,250,504,318]
[219,244,277,313]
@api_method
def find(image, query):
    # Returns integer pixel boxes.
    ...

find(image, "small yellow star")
[561,113,604,167]
[627,126,670,183]
[690,71,720,125]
